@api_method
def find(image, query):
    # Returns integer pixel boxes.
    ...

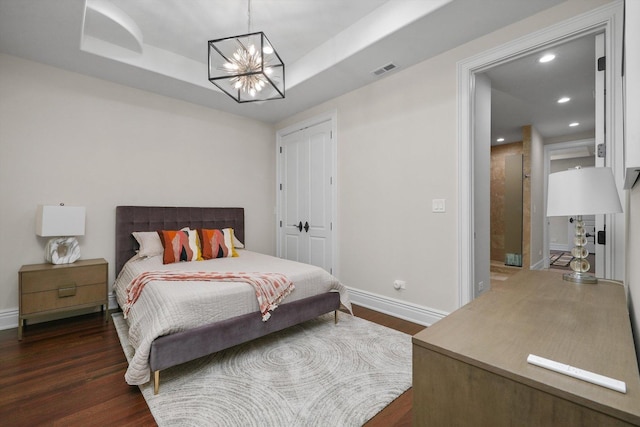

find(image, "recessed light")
[496,138,505,142]
[558,97,571,103]
[569,122,579,127]
[539,54,556,63]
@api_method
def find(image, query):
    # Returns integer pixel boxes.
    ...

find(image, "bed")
[114,206,350,394]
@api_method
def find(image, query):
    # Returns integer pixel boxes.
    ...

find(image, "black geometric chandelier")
[208,1,284,103]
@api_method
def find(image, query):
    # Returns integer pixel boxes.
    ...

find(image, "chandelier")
[208,1,284,103]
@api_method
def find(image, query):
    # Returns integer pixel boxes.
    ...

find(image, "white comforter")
[113,250,351,385]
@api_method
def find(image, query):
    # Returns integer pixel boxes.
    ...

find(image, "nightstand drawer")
[21,282,106,315]
[21,265,105,294]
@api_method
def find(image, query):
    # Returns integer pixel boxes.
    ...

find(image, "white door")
[279,120,333,273]
[561,35,606,275]
[594,33,606,276]
[566,215,596,254]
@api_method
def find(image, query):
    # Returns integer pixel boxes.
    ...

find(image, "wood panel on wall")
[490,141,523,263]
[490,125,532,269]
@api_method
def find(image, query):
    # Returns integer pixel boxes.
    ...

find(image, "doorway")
[457,2,625,307]
[276,111,338,275]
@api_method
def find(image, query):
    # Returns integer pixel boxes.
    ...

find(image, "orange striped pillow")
[198,228,239,259]
[157,228,202,264]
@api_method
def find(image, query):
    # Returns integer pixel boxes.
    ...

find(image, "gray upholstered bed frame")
[115,206,340,394]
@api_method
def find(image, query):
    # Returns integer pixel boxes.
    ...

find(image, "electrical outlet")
[478,281,485,291]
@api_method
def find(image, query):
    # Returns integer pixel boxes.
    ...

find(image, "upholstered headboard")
[115,206,245,276]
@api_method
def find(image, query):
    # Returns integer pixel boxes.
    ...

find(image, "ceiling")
[0,0,569,124]
[486,33,598,146]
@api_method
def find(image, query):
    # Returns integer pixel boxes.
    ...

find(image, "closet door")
[281,128,309,263]
[279,120,333,272]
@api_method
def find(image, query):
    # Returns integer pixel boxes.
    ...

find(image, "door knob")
[304,221,309,233]
[298,221,303,232]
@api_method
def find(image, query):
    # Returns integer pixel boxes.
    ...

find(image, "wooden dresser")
[18,258,108,340]
[413,270,640,426]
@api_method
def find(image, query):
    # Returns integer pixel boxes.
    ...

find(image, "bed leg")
[334,310,338,324]
[154,371,160,395]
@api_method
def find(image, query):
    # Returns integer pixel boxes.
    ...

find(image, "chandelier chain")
[247,0,251,33]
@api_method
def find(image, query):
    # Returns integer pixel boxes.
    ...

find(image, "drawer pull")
[58,285,77,298]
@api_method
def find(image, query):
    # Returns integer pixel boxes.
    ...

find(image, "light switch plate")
[432,199,446,213]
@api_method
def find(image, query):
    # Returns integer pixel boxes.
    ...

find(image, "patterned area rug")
[113,312,412,426]
[550,252,573,267]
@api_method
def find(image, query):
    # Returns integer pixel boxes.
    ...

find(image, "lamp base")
[45,237,81,264]
[562,271,598,284]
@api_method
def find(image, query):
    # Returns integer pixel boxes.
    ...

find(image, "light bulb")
[539,54,555,63]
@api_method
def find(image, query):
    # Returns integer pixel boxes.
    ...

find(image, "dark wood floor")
[0,305,424,426]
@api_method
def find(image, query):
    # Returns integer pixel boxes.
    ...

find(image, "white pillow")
[132,231,164,258]
[233,234,245,249]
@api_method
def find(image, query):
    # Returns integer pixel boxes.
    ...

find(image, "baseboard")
[0,308,18,331]
[109,292,118,310]
[530,258,547,270]
[347,287,448,327]
[0,293,119,332]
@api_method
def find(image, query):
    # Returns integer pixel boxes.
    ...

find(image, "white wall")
[276,0,615,316]
[474,73,491,296]
[530,126,545,267]
[0,54,276,319]
[629,187,640,360]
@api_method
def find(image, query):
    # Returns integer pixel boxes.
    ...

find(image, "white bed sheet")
[113,249,351,385]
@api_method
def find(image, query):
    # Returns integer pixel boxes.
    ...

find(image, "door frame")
[275,110,339,276]
[457,2,625,307]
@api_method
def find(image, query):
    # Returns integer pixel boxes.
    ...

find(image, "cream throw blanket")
[124,271,294,321]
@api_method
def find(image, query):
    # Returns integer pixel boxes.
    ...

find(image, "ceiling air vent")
[372,62,398,77]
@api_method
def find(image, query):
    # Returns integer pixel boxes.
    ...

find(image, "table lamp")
[546,166,622,284]
[36,204,86,264]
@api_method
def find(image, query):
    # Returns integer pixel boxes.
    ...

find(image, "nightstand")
[18,258,108,340]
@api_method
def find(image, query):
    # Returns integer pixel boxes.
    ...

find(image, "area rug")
[551,252,573,267]
[113,312,412,426]
[549,252,562,264]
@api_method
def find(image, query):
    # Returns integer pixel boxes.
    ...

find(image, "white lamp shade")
[547,167,622,217]
[36,205,86,237]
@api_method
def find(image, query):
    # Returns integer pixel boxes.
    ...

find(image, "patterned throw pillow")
[157,228,203,264]
[198,228,239,259]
